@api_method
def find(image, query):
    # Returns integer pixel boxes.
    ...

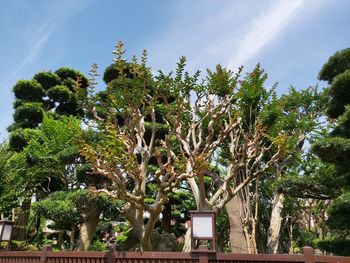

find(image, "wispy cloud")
[228,0,305,69]
[7,0,90,82]
[0,0,91,140]
[9,22,55,81]
[146,0,307,73]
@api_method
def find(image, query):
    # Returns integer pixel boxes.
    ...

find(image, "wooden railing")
[0,246,349,263]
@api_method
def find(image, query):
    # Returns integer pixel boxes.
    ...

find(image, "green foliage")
[8,128,38,152]
[216,209,231,252]
[319,48,350,83]
[88,240,108,251]
[317,239,350,256]
[13,80,44,102]
[318,48,350,118]
[55,67,88,88]
[312,47,350,255]
[326,70,350,118]
[6,114,87,210]
[9,240,40,251]
[329,70,350,98]
[0,143,23,213]
[278,163,340,199]
[33,191,81,228]
[47,85,73,102]
[13,102,44,129]
[103,63,135,83]
[33,189,122,231]
[327,192,350,230]
[206,64,239,97]
[33,71,61,90]
[9,67,88,134]
[312,137,350,164]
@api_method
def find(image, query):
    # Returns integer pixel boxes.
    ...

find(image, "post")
[198,254,209,263]
[40,245,52,263]
[303,246,315,263]
[108,243,116,263]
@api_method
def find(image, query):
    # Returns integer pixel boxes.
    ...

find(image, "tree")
[9,68,88,150]
[311,48,350,255]
[264,86,326,254]
[0,143,21,216]
[80,42,307,251]
[21,115,117,251]
[221,83,325,253]
[7,67,88,241]
[80,43,192,251]
[33,189,122,251]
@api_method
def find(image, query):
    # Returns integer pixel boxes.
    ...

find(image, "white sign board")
[192,216,213,238]
[0,224,12,241]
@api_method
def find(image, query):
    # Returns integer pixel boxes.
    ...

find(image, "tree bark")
[161,202,172,233]
[182,227,192,252]
[70,225,76,250]
[266,191,285,254]
[12,199,31,240]
[58,230,65,250]
[226,195,249,253]
[74,206,101,251]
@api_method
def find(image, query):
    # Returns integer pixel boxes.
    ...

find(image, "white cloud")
[7,0,90,82]
[146,0,307,73]
[9,22,55,81]
[228,0,305,69]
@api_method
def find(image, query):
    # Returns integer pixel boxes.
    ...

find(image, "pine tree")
[312,48,350,256]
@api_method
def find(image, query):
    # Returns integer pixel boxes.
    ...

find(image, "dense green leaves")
[47,85,73,102]
[312,47,350,256]
[33,189,122,231]
[317,239,350,256]
[319,48,350,83]
[33,72,61,90]
[13,80,44,102]
[9,67,88,134]
[327,192,350,230]
[13,102,44,128]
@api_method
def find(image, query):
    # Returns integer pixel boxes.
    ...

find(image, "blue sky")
[1,0,350,140]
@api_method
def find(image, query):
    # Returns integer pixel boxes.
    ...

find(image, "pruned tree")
[80,43,192,251]
[80,42,299,251]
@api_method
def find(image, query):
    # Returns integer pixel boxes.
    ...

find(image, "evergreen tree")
[8,67,88,151]
[312,48,350,256]
[5,67,89,242]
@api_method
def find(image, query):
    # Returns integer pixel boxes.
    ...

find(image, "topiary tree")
[311,48,350,255]
[6,67,89,241]
[8,68,88,151]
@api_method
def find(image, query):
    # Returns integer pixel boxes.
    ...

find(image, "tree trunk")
[226,195,249,253]
[12,199,31,240]
[70,225,76,250]
[161,202,172,233]
[266,191,285,254]
[74,206,101,251]
[182,227,192,252]
[58,230,65,250]
[142,234,153,251]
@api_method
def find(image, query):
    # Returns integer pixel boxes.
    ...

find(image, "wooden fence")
[0,246,349,263]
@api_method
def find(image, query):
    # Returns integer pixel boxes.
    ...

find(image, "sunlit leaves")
[13,80,44,102]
